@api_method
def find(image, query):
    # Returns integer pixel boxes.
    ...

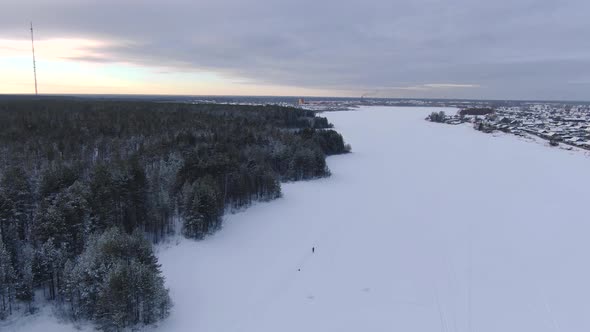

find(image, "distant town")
[427,103,590,150]
[182,96,503,111]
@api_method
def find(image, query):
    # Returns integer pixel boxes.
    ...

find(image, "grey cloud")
[60,55,118,63]
[2,0,590,99]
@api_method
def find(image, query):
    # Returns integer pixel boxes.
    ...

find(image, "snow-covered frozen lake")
[9,106,590,331]
[154,106,590,332]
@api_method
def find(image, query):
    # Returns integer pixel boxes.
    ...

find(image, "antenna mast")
[30,22,38,95]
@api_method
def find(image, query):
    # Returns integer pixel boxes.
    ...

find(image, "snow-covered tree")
[63,228,171,329]
[0,237,16,318]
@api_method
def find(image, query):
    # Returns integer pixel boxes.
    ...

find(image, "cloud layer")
[2,0,590,99]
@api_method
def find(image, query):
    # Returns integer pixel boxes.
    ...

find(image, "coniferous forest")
[0,99,349,330]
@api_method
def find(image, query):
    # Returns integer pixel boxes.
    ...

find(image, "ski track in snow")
[6,106,590,332]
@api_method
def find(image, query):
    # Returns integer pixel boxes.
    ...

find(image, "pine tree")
[1,167,33,242]
[88,165,118,233]
[63,228,170,329]
[182,178,222,239]
[0,237,16,318]
[35,239,65,301]
[182,189,204,239]
[15,244,35,312]
[0,191,16,256]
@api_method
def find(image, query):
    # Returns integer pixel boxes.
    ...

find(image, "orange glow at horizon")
[0,37,355,97]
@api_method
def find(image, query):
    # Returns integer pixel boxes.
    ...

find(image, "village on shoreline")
[427,103,590,151]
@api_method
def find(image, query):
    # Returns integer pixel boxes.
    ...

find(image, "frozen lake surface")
[154,106,590,332]
[8,106,590,331]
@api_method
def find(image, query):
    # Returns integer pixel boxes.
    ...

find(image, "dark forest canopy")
[0,99,349,329]
[458,107,495,116]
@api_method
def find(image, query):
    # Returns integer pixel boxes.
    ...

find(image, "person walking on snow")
[312,247,315,253]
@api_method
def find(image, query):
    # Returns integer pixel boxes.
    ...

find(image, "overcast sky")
[1,0,590,100]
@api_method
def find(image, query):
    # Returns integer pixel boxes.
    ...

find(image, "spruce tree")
[0,237,16,318]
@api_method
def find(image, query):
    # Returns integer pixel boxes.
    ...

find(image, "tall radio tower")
[30,22,38,95]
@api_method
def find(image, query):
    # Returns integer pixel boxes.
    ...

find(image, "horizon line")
[1,93,590,104]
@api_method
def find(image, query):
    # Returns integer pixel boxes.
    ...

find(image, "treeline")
[458,108,495,116]
[427,111,447,123]
[0,99,349,329]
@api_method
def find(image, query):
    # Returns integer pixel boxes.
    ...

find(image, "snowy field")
[7,106,590,331]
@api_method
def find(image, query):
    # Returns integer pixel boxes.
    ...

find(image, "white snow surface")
[6,106,590,331]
